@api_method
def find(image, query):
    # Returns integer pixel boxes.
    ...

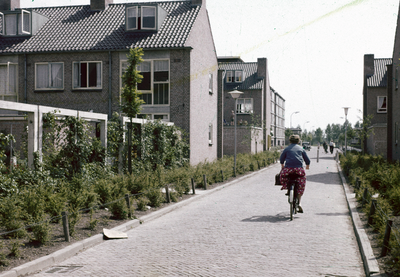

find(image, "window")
[0,13,3,35]
[226,70,244,83]
[377,96,387,113]
[5,14,16,35]
[236,98,253,114]
[141,6,156,29]
[209,73,213,94]
[126,6,156,31]
[126,6,138,30]
[0,62,18,102]
[121,59,169,105]
[35,62,64,90]
[226,71,233,83]
[21,10,30,34]
[73,61,101,89]
[137,114,169,122]
[137,61,151,90]
[153,114,169,121]
[1,10,31,36]
[208,123,213,145]
[235,71,243,82]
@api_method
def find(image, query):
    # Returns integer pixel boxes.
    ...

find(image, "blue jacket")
[280,144,311,168]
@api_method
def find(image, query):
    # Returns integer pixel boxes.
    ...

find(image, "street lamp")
[290,111,300,128]
[229,90,243,176]
[303,121,310,131]
[343,107,350,156]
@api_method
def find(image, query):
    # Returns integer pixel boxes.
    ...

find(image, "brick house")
[271,87,285,147]
[0,0,218,165]
[362,54,391,158]
[217,56,282,156]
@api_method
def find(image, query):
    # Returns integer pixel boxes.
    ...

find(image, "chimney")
[90,0,113,11]
[364,54,374,77]
[0,0,20,11]
[257,58,267,79]
[191,0,205,6]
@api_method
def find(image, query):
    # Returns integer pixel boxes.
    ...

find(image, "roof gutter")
[24,54,27,103]
[108,51,112,119]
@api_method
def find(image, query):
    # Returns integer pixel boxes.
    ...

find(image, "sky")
[20,0,400,131]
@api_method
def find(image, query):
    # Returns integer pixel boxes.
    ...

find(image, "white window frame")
[21,10,30,34]
[0,12,4,35]
[4,13,17,35]
[235,71,243,82]
[72,61,102,89]
[141,6,156,30]
[377,96,387,113]
[236,98,253,114]
[35,62,64,90]
[126,6,138,31]
[226,71,233,83]
[209,73,213,94]
[208,123,213,146]
[153,114,169,122]
[0,62,18,102]
[120,58,169,106]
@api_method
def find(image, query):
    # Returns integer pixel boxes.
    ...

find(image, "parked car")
[302,142,311,151]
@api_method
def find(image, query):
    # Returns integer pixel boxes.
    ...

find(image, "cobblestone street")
[29,148,364,277]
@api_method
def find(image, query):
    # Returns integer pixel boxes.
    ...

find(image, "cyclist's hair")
[289,135,300,144]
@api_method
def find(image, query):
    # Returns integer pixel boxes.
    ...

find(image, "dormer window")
[142,7,156,29]
[0,10,31,36]
[235,71,243,82]
[226,70,244,83]
[126,6,157,31]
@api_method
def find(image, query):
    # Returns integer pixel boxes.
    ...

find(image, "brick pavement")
[27,147,364,277]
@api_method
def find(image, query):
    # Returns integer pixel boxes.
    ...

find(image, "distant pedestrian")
[323,141,328,153]
[329,140,334,154]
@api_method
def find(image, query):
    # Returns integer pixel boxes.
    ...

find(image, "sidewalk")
[1,147,376,276]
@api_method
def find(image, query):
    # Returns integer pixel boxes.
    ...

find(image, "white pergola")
[0,101,107,168]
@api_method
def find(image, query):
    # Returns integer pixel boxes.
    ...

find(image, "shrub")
[145,185,164,208]
[8,239,24,258]
[0,242,9,267]
[88,210,98,231]
[109,199,129,220]
[67,209,81,237]
[0,196,27,239]
[31,220,52,244]
[136,196,149,211]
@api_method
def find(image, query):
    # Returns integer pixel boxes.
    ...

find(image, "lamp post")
[343,107,350,156]
[229,90,243,176]
[290,111,300,128]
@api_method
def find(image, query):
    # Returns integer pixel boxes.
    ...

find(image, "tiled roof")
[218,62,263,90]
[0,1,200,53]
[367,58,392,87]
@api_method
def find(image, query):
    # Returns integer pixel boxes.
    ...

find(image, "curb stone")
[337,162,381,277]
[0,165,275,277]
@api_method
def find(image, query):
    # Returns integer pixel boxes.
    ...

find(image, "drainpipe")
[108,51,112,118]
[24,54,27,103]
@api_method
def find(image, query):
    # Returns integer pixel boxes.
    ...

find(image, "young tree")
[121,48,145,174]
[314,128,323,144]
[325,124,332,141]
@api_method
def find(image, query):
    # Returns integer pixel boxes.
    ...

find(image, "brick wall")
[24,52,111,115]
[185,4,218,165]
[367,125,387,158]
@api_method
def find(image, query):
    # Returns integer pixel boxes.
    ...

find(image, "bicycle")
[287,172,300,221]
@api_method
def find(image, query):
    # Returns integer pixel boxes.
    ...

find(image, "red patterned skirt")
[279,167,306,196]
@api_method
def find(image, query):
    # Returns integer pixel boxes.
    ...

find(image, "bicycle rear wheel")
[289,186,294,220]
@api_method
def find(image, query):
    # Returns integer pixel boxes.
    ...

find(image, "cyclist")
[279,135,310,213]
